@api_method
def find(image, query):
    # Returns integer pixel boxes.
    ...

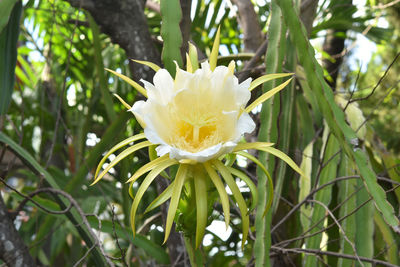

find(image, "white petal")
[153,69,174,89]
[155,144,171,156]
[174,68,193,91]
[223,141,238,149]
[237,112,256,136]
[169,143,223,162]
[200,61,211,72]
[140,79,160,102]
[144,126,166,145]
[211,65,230,81]
[236,78,252,106]
[151,69,175,104]
[141,101,175,144]
[129,100,147,128]
[220,110,239,140]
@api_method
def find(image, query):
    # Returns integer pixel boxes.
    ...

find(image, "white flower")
[95,29,299,248]
[130,61,256,163]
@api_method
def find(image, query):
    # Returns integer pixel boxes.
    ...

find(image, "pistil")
[193,125,200,144]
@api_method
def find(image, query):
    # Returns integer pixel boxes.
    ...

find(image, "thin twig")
[45,7,81,168]
[237,38,268,81]
[343,64,362,111]
[136,212,162,234]
[270,246,399,267]
[271,175,360,233]
[356,81,399,133]
[349,52,400,103]
[373,0,400,9]
[0,177,115,267]
[73,244,96,267]
[275,189,369,248]
[309,199,364,267]
[6,186,73,220]
[111,205,128,267]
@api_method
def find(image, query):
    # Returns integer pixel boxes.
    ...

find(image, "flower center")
[173,114,220,152]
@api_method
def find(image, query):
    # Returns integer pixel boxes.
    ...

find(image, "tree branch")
[1,177,115,267]
[179,0,192,61]
[271,246,399,267]
[300,0,319,36]
[231,0,263,52]
[66,0,161,81]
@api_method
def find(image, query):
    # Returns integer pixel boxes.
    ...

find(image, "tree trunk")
[0,195,36,267]
[322,29,347,89]
[66,0,161,81]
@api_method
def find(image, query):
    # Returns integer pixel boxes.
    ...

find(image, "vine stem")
[183,235,204,266]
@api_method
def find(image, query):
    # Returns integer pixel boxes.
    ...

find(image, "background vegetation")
[0,0,399,266]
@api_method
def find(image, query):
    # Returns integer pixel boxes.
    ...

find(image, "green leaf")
[305,127,340,267]
[355,177,374,267]
[374,211,399,265]
[145,181,174,213]
[67,111,131,192]
[87,217,170,264]
[0,1,21,114]
[277,0,400,233]
[0,131,108,266]
[245,77,293,113]
[130,159,178,233]
[160,0,183,76]
[255,2,286,266]
[164,164,188,243]
[354,149,400,232]
[249,73,293,92]
[194,166,207,248]
[0,0,18,33]
[87,13,116,122]
[92,141,152,185]
[94,133,146,178]
[299,142,313,231]
[204,161,230,229]
[214,160,249,250]
[17,54,37,87]
[337,156,357,267]
[209,26,220,71]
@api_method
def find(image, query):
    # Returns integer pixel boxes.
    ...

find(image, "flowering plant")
[93,28,304,248]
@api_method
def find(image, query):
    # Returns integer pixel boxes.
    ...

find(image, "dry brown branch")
[275,187,369,248]
[271,175,360,234]
[231,0,263,52]
[373,0,400,9]
[111,205,128,267]
[146,0,160,13]
[310,199,364,267]
[179,0,192,61]
[300,0,319,36]
[237,39,268,82]
[271,246,399,267]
